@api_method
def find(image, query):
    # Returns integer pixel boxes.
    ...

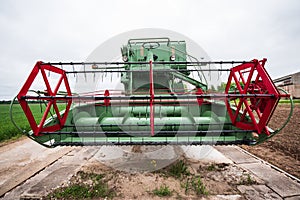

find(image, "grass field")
[0,103,65,143]
[0,103,41,142]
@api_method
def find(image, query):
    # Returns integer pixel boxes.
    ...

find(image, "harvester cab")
[11,37,293,147]
[120,38,207,96]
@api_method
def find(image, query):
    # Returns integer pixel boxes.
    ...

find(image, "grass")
[238,173,256,185]
[192,177,208,195]
[152,185,172,197]
[168,160,190,178]
[183,176,208,196]
[158,160,208,197]
[51,184,90,199]
[48,171,115,199]
[0,103,65,143]
[0,103,35,142]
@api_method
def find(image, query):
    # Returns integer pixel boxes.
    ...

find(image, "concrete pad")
[284,196,300,200]
[239,162,300,198]
[92,145,181,173]
[214,146,259,164]
[95,145,179,161]
[94,146,125,161]
[0,138,73,197]
[3,147,99,200]
[214,195,243,200]
[237,185,282,200]
[181,145,233,163]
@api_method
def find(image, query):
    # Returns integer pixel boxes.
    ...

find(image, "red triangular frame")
[17,61,72,136]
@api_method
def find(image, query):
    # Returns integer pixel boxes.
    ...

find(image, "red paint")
[104,90,110,106]
[149,60,155,136]
[17,62,72,136]
[225,59,283,135]
[196,88,204,106]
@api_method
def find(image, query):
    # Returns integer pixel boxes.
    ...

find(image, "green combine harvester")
[12,38,292,147]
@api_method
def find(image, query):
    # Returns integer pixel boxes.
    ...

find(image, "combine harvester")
[11,38,293,147]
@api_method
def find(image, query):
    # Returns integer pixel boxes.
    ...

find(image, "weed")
[50,184,89,199]
[239,173,256,185]
[183,176,208,196]
[207,163,216,171]
[193,176,208,196]
[77,171,104,182]
[153,185,172,197]
[168,160,190,178]
[48,171,115,199]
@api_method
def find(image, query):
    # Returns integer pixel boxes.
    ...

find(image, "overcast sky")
[0,0,299,100]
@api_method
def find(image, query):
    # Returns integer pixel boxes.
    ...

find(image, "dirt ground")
[241,103,300,179]
[48,158,261,199]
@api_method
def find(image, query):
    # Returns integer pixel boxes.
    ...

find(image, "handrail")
[128,37,171,46]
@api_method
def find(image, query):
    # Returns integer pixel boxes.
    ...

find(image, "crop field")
[0,103,65,142]
[0,103,41,142]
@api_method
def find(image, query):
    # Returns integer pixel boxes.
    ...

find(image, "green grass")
[152,185,172,197]
[168,160,190,178]
[183,176,208,196]
[48,171,115,199]
[191,176,208,196]
[0,103,65,143]
[157,160,209,197]
[238,173,256,185]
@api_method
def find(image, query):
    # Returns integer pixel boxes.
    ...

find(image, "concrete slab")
[0,138,73,197]
[93,145,181,172]
[181,145,233,163]
[212,195,242,200]
[239,162,300,198]
[284,196,300,200]
[237,185,282,200]
[3,147,99,200]
[214,146,259,164]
